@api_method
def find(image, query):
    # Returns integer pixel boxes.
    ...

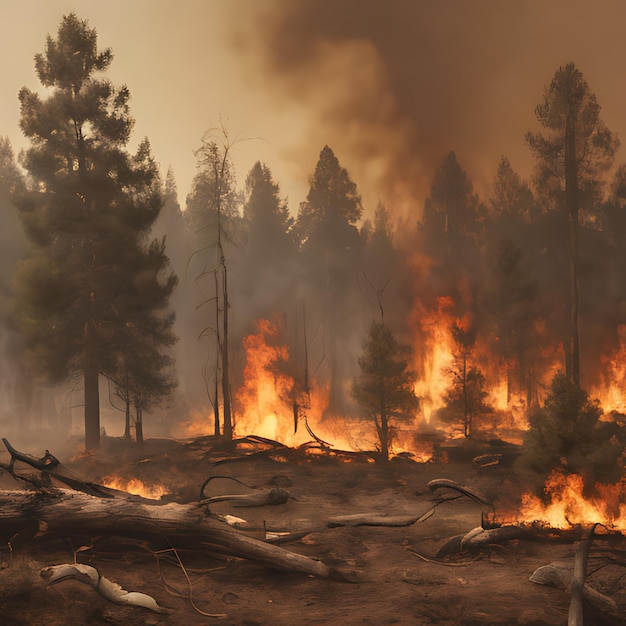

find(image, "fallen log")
[0,489,337,579]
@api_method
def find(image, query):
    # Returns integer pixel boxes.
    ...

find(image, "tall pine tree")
[15,14,177,449]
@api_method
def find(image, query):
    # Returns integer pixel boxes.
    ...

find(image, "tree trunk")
[0,490,333,579]
[221,260,233,440]
[213,267,221,437]
[83,365,100,450]
[123,372,131,441]
[565,107,581,387]
[135,405,144,445]
[462,354,469,437]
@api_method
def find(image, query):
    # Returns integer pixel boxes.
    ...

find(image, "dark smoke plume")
[228,0,626,217]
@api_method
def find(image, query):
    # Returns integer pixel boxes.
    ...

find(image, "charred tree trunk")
[135,404,143,445]
[375,407,390,463]
[565,106,581,388]
[83,364,100,450]
[123,372,131,441]
[221,257,233,441]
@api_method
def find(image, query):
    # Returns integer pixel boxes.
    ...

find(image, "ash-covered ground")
[0,436,624,625]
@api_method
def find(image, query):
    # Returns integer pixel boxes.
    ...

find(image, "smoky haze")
[230,0,626,216]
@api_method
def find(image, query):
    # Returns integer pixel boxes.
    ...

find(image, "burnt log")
[0,489,337,579]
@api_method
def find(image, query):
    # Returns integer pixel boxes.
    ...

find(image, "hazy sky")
[3,1,626,220]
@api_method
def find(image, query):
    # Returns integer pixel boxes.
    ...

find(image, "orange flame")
[411,296,457,423]
[175,409,213,438]
[515,471,626,530]
[591,324,626,414]
[102,476,168,500]
[234,318,298,444]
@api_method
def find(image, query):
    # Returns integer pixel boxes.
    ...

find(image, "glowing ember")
[516,471,626,530]
[102,476,168,500]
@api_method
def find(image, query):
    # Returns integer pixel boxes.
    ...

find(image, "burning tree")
[352,321,419,462]
[438,321,492,438]
[14,14,177,450]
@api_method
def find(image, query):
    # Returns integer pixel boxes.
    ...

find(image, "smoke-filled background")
[4,1,626,451]
[229,0,626,215]
[1,1,626,215]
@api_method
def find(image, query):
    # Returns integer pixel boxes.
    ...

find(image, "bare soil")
[0,437,624,625]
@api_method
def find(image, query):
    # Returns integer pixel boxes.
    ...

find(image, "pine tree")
[15,14,176,450]
[526,63,618,386]
[352,321,418,462]
[297,146,363,416]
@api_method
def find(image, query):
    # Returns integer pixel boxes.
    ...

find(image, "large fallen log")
[0,489,338,579]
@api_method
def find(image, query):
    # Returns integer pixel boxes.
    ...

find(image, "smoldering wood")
[434,524,622,558]
[1,438,118,499]
[0,490,338,579]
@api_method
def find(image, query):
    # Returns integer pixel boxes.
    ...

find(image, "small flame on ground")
[102,476,168,500]
[515,471,625,530]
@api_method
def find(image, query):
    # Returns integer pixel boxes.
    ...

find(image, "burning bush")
[516,371,623,491]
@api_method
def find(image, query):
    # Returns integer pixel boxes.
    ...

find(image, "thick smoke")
[229,0,626,217]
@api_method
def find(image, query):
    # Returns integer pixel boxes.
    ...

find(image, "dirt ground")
[0,436,624,625]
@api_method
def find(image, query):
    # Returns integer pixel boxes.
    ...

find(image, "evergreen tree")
[526,62,618,386]
[242,161,295,317]
[297,146,364,416]
[243,161,293,264]
[0,138,30,427]
[421,151,485,245]
[352,321,418,462]
[439,321,491,438]
[517,372,622,488]
[15,14,176,449]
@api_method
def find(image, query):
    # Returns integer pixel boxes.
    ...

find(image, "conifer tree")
[527,63,618,386]
[352,321,418,462]
[15,14,176,449]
